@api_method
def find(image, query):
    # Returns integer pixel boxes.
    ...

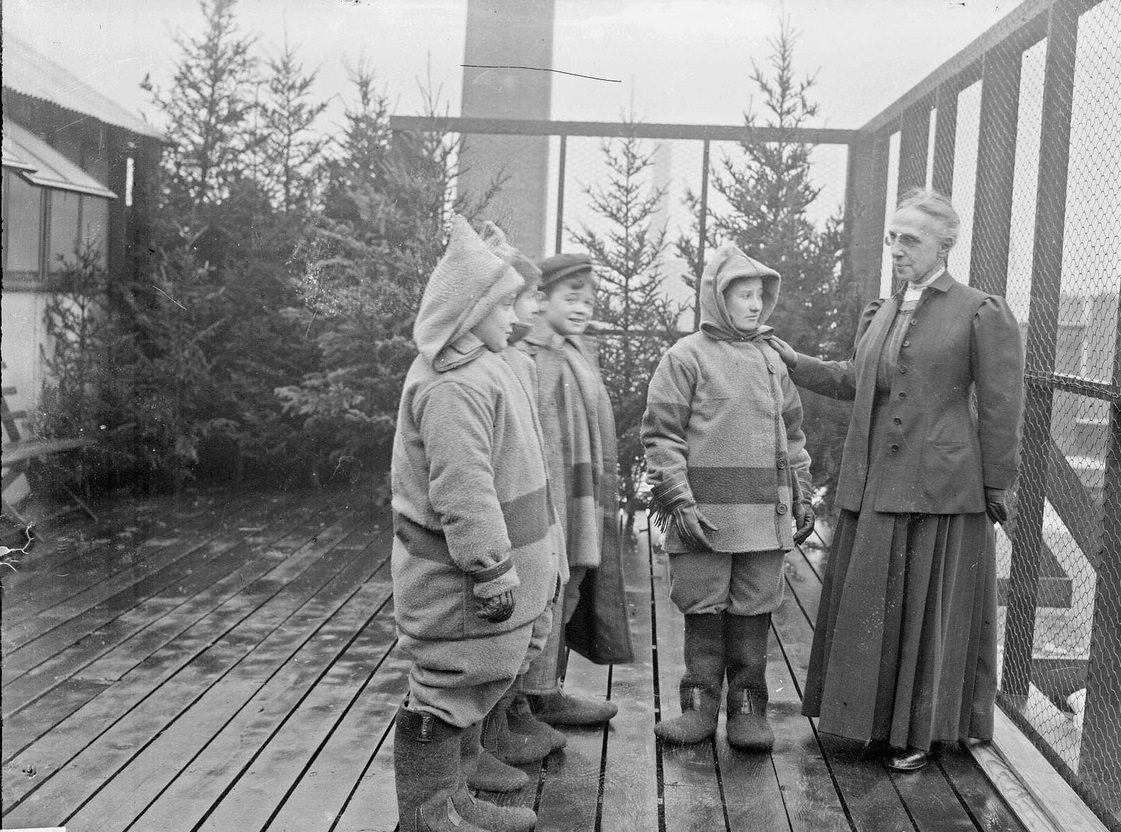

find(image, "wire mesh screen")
[860,0,1119,824]
[977,0,1118,825]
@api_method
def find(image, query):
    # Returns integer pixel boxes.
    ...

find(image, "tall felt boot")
[483,686,555,764]
[725,612,774,751]
[654,612,725,745]
[393,706,488,832]
[527,639,617,726]
[455,723,538,832]
[507,677,567,753]
[463,714,531,793]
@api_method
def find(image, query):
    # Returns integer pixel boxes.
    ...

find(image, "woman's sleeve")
[641,351,696,501]
[971,296,1026,489]
[418,380,518,593]
[788,300,883,400]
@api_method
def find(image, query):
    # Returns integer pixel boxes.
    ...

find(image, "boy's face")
[472,291,520,352]
[724,276,765,332]
[541,277,595,336]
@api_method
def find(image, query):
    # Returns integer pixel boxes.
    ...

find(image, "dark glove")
[985,487,1009,525]
[672,504,718,552]
[793,501,815,545]
[476,589,515,623]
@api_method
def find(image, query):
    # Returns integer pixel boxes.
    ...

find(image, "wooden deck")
[1,484,1030,832]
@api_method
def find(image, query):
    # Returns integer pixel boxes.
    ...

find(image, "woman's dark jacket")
[789,271,1024,515]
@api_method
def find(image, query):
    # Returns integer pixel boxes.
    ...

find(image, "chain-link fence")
[850,0,1120,826]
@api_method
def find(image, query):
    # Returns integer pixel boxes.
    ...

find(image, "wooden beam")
[1080,206,1121,813]
[897,97,933,197]
[931,84,959,196]
[844,132,891,304]
[1001,0,1078,701]
[970,39,1024,296]
[390,115,856,145]
[969,708,1110,832]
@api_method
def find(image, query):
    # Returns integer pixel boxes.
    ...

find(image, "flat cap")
[535,252,594,288]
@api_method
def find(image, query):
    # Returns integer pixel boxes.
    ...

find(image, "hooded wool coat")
[642,245,812,554]
[390,217,561,644]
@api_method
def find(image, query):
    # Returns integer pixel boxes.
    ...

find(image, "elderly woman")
[771,188,1024,771]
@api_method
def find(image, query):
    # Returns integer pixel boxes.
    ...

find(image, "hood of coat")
[413,215,524,370]
[698,243,781,341]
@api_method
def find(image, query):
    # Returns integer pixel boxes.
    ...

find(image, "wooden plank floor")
[1,485,1030,832]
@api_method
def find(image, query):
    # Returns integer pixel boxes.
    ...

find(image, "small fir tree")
[569,122,683,526]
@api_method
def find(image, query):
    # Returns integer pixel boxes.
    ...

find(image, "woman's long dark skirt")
[801,491,999,751]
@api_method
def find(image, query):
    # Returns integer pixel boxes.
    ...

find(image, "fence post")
[970,40,1023,296]
[694,139,710,331]
[1080,238,1121,816]
[1001,0,1077,704]
[844,130,890,303]
[931,84,959,197]
[897,98,932,197]
[554,133,567,254]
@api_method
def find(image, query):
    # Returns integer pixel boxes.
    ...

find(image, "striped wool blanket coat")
[517,323,634,665]
[642,246,812,554]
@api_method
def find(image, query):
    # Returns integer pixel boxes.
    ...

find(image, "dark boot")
[654,613,725,745]
[455,724,538,831]
[484,686,555,764]
[393,706,488,832]
[725,613,774,751]
[527,689,618,726]
[462,719,530,793]
[507,677,566,753]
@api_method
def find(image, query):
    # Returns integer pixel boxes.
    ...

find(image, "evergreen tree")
[255,37,330,215]
[144,0,261,228]
[280,68,492,488]
[569,123,682,525]
[676,20,857,509]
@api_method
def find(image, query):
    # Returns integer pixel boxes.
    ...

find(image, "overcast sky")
[5,0,1017,132]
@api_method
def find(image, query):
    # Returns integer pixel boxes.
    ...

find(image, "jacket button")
[899,392,907,400]
[902,340,910,348]
[893,417,902,425]
[899,366,908,374]
[776,504,788,515]
[777,458,787,469]
[909,319,918,327]
[890,444,900,453]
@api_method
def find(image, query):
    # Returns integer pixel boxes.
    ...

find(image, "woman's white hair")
[897,187,961,251]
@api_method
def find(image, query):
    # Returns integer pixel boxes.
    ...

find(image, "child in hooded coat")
[390,215,561,832]
[641,243,815,750]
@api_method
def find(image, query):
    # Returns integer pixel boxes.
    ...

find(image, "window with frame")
[2,168,44,278]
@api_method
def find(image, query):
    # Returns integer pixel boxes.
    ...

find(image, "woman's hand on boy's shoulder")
[766,335,798,369]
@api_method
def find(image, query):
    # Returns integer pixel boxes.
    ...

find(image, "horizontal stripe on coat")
[642,334,812,553]
[690,466,783,504]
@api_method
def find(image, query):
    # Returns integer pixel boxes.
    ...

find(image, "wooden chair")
[2,367,96,529]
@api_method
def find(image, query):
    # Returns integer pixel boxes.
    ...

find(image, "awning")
[2,119,116,199]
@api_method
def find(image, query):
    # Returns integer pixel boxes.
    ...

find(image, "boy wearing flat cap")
[516,252,635,727]
[390,215,561,832]
[641,244,815,751]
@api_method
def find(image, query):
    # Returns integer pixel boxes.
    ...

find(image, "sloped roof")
[3,119,117,198]
[2,34,165,141]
